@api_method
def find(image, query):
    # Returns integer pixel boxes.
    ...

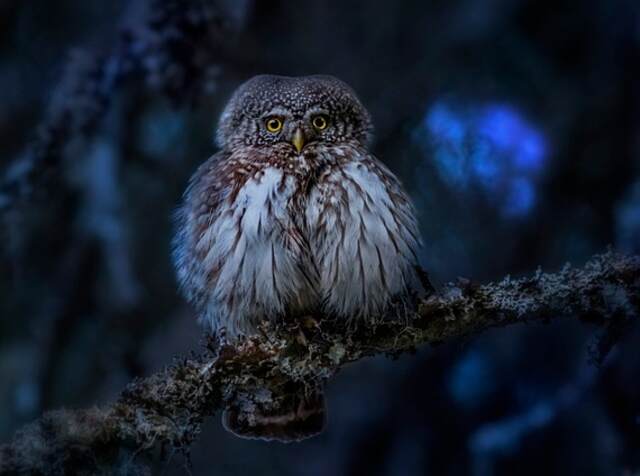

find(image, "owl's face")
[216,75,373,153]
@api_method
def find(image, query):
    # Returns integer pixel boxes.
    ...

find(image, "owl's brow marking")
[262,106,290,118]
[305,106,330,116]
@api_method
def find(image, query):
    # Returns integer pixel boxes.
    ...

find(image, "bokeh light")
[417,101,548,218]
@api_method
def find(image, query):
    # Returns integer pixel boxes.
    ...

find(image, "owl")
[172,75,424,441]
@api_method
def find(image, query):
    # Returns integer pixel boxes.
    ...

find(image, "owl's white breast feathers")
[308,157,420,319]
[174,145,421,337]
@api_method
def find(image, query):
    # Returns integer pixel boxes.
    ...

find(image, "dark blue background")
[0,1,638,474]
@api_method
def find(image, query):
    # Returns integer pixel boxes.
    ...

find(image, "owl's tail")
[222,381,326,443]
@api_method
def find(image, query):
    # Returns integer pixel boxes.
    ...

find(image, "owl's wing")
[366,155,434,294]
[351,153,424,297]
[172,151,231,313]
[365,155,422,259]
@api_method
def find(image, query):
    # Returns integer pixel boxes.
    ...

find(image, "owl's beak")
[291,128,305,153]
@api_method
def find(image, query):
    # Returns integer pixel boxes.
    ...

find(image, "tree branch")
[1,251,638,474]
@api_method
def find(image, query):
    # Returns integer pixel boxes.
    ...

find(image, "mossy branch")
[1,251,638,475]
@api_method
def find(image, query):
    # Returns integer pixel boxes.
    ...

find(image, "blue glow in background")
[419,101,547,218]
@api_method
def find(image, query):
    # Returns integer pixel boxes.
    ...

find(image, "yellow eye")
[265,117,283,133]
[312,115,328,130]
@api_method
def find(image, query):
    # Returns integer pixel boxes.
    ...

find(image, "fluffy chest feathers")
[173,144,421,337]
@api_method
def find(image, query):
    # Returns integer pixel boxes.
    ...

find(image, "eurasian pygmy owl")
[172,75,423,441]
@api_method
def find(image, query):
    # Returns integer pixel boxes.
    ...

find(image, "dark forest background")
[1,1,639,475]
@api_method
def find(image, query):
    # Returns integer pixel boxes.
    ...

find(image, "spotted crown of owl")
[216,75,374,149]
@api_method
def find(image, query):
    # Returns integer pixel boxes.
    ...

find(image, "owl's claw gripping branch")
[1,251,639,473]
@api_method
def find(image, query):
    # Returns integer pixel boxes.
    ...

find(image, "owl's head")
[216,75,373,152]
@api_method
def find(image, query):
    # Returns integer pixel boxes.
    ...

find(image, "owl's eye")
[265,117,283,133]
[312,115,328,130]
